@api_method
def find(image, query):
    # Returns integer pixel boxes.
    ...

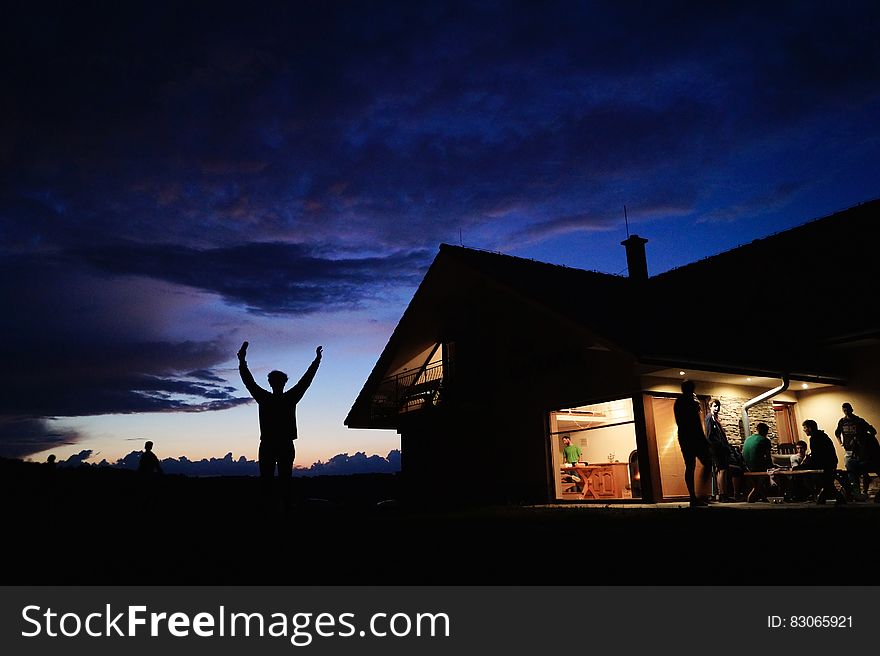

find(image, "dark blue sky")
[2,0,878,461]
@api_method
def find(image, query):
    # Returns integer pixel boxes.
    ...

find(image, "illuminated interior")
[550,398,640,500]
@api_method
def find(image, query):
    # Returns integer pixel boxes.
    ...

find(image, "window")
[549,398,639,500]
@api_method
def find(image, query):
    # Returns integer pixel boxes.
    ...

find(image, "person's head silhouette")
[267,370,288,393]
[144,441,154,452]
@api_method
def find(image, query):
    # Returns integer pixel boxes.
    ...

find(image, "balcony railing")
[371,360,447,421]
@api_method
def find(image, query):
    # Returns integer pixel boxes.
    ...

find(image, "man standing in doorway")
[674,380,712,507]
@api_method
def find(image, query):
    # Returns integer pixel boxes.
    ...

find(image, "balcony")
[371,360,448,422]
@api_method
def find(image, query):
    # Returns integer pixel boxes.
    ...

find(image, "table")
[563,463,630,499]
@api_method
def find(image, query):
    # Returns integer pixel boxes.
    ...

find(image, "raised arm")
[287,345,322,402]
[238,341,268,400]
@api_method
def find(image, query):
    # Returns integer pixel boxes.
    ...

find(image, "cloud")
[299,450,401,476]
[0,256,249,435]
[80,449,401,477]
[2,0,879,459]
[504,212,619,248]
[4,1,878,258]
[72,242,433,315]
[697,182,806,224]
[59,449,95,468]
[0,417,81,459]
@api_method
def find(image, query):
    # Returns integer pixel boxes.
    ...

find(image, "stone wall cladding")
[707,395,779,449]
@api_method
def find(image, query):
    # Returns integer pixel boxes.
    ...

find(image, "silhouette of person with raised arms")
[674,380,712,507]
[138,441,163,475]
[238,341,322,495]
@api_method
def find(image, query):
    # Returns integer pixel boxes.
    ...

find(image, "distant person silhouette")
[673,380,712,507]
[137,441,164,475]
[42,454,58,492]
[238,341,322,492]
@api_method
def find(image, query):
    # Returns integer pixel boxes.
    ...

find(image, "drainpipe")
[741,374,790,438]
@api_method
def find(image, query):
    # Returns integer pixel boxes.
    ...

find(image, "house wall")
[642,377,792,444]
[794,342,880,463]
[395,269,643,504]
[384,259,880,504]
[794,386,880,464]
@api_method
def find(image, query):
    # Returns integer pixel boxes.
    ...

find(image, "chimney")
[621,234,649,280]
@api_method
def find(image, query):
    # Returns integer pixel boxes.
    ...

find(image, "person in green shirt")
[742,422,773,502]
[742,423,772,471]
[561,436,583,493]
[562,435,582,465]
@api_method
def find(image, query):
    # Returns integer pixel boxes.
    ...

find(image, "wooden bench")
[741,469,825,502]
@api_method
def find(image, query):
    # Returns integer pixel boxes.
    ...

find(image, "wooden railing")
[371,361,446,421]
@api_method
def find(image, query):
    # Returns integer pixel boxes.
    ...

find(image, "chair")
[777,442,797,455]
[628,450,641,498]
[771,453,793,467]
[560,468,582,494]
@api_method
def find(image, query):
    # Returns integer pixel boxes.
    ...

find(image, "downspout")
[741,374,790,438]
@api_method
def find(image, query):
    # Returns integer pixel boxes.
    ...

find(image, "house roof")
[346,199,880,426]
[437,244,639,351]
[644,199,880,374]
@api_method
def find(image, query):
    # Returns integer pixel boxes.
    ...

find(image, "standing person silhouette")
[137,441,163,475]
[705,399,732,501]
[835,402,877,497]
[238,341,322,494]
[674,380,712,507]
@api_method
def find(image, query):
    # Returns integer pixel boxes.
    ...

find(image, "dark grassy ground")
[4,457,878,585]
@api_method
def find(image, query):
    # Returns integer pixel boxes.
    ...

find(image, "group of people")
[674,380,879,507]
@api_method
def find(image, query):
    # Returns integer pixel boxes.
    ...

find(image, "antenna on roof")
[459,228,463,246]
[624,205,630,238]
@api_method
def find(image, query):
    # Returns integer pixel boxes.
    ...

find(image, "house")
[345,200,880,503]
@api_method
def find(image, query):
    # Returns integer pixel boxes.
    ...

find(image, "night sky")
[2,1,878,469]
